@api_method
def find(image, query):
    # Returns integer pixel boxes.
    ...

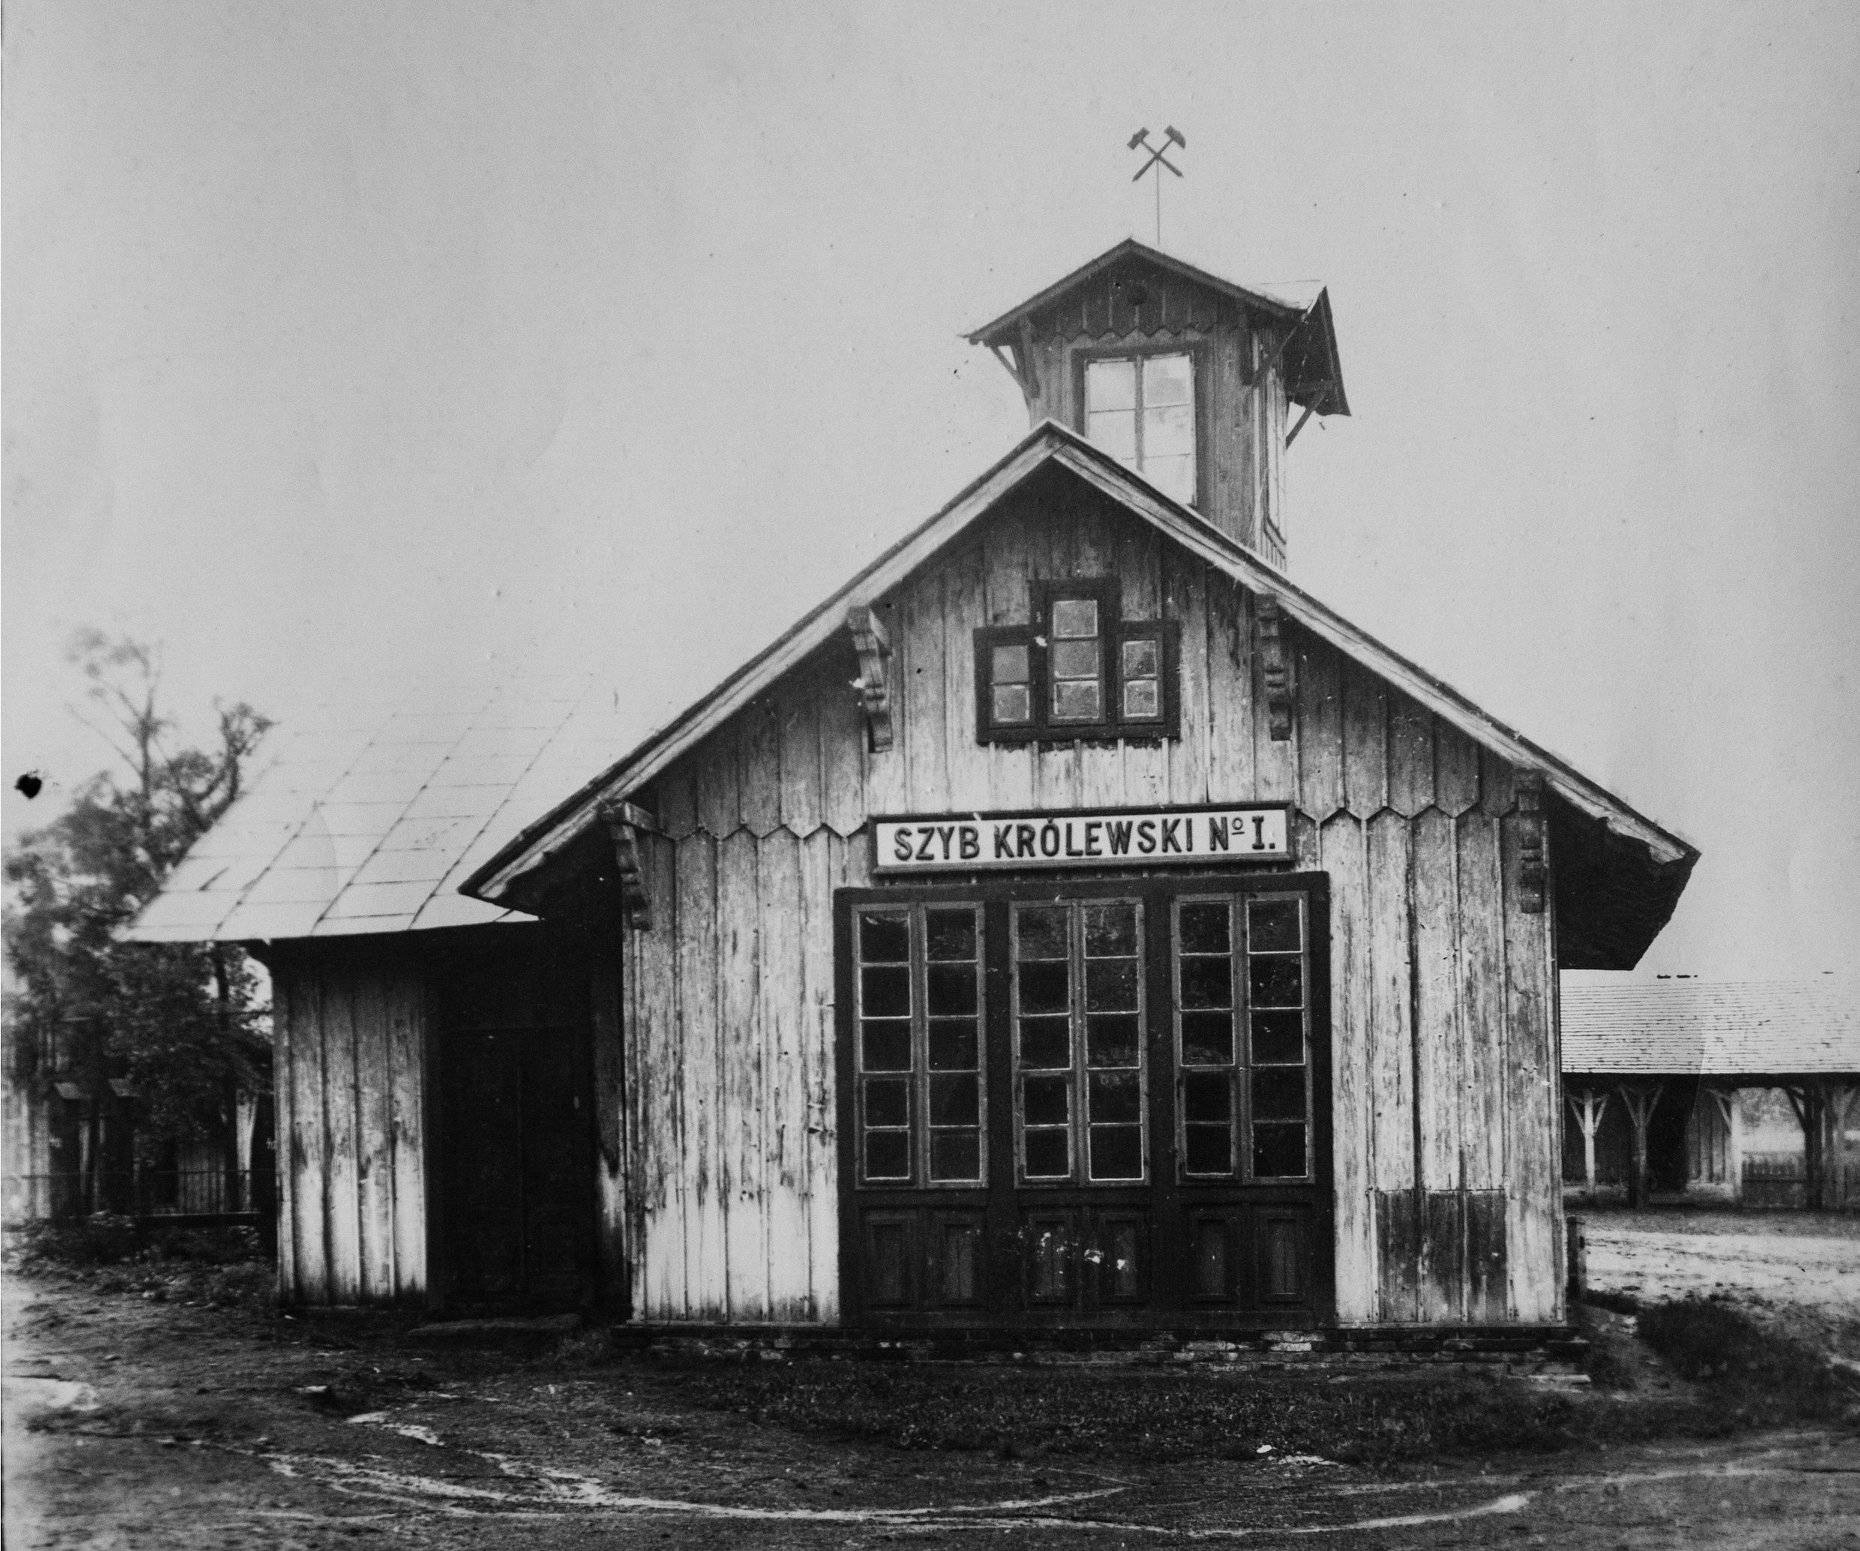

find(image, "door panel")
[839,873,1332,1329]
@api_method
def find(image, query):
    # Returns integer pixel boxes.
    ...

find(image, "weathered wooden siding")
[629,483,1563,1327]
[272,943,427,1306]
[1011,261,1287,562]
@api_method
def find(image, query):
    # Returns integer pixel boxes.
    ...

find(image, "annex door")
[434,932,598,1311]
[836,873,1332,1329]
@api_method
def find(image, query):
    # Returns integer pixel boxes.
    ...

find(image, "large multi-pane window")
[1012,899,1147,1184]
[1172,892,1313,1181]
[1082,351,1197,504]
[854,905,985,1185]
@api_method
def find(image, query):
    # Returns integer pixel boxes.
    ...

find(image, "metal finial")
[1129,127,1185,245]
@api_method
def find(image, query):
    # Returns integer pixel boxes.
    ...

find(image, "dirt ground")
[6,1213,1859,1550]
[1581,1208,1860,1364]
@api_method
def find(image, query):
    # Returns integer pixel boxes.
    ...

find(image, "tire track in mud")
[214,1429,1859,1541]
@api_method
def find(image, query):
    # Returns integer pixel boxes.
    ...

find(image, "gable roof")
[1561,976,1859,1078]
[965,238,1349,417]
[464,419,1697,950]
[124,678,641,944]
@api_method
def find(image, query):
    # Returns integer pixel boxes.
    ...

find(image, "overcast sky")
[6,1,1857,977]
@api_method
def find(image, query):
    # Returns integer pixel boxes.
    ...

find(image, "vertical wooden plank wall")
[627,485,1563,1327]
[273,943,428,1306]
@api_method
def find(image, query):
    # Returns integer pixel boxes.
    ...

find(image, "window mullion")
[1234,894,1250,1184]
[913,905,929,1186]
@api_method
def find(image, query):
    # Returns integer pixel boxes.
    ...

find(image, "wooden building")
[1562,976,1858,1209]
[134,240,1698,1333]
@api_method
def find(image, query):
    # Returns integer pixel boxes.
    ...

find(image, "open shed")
[1562,976,1859,1210]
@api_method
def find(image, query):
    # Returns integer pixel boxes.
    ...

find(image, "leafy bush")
[9,1213,143,1268]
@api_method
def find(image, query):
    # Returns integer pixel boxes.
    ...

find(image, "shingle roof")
[1561,976,1860,1077]
[124,679,641,942]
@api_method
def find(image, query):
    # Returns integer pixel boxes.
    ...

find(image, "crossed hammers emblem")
[1129,126,1186,182]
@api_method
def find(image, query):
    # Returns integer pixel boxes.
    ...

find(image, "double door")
[836,872,1331,1329]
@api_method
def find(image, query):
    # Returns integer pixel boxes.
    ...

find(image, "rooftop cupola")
[967,239,1347,569]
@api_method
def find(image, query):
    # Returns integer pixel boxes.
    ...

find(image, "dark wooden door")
[435,933,597,1311]
[838,874,1331,1330]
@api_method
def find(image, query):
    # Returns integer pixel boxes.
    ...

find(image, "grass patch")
[1637,1295,1855,1425]
[7,1216,274,1311]
[634,1358,1733,1466]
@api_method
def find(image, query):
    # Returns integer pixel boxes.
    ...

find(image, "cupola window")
[975,580,1178,743]
[1083,351,1196,504]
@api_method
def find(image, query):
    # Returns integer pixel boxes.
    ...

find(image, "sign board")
[872,805,1291,875]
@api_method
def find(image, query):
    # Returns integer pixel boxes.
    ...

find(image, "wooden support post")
[1827,1084,1858,1211]
[1618,1082,1662,1208]
[1566,1086,1609,1197]
[1708,1085,1743,1201]
[1785,1084,1823,1209]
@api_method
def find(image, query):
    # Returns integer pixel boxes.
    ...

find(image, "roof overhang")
[464,420,1697,955]
[965,238,1349,417]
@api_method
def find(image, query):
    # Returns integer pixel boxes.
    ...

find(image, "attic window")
[975,580,1178,743]
[1082,351,1196,504]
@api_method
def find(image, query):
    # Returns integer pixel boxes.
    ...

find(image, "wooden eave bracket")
[597,797,657,930]
[846,604,894,753]
[1516,774,1548,913]
[1256,597,1294,742]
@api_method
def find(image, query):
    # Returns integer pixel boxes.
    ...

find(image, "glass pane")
[990,643,1030,685]
[1089,1070,1141,1124]
[1089,1127,1142,1181]
[864,1130,910,1180]
[1144,454,1195,504]
[926,908,977,961]
[1050,597,1100,640]
[1085,356,1137,411]
[1185,1125,1232,1176]
[864,1077,909,1129]
[860,1021,911,1072]
[1084,903,1138,956]
[1023,1075,1070,1127]
[1183,1071,1232,1123]
[928,1018,978,1070]
[1051,638,1100,680]
[1086,408,1137,463]
[1249,957,1304,1009]
[929,1131,981,1183]
[1052,679,1103,722]
[1017,959,1069,1015]
[1017,907,1068,959]
[1250,1009,1305,1065]
[1248,898,1302,953]
[861,964,910,1018]
[1252,1067,1308,1122]
[1253,1123,1308,1180]
[1142,352,1192,406]
[927,962,975,1017]
[1178,901,1231,955]
[930,1073,980,1127]
[991,685,1032,725]
[1122,679,1161,720]
[1180,1010,1234,1067]
[1018,1016,1070,1069]
[1024,1129,1070,1179]
[858,913,909,963]
[1121,637,1159,680]
[1086,1013,1140,1069]
[1180,955,1232,1010]
[1084,958,1137,1012]
[1142,401,1194,458]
